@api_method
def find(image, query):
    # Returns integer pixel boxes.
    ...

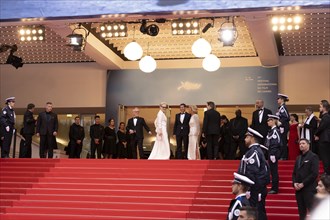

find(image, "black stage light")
[140,20,159,36]
[6,54,24,69]
[202,23,213,33]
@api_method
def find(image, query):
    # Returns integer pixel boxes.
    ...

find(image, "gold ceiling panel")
[279,12,330,56]
[0,26,94,64]
[98,17,257,59]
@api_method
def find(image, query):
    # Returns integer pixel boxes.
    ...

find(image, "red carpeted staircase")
[0,159,299,220]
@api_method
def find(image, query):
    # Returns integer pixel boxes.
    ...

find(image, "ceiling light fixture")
[18,25,45,42]
[0,44,24,69]
[66,24,89,51]
[124,26,143,61]
[192,38,212,58]
[140,20,159,37]
[171,19,199,35]
[218,17,238,46]
[203,53,221,72]
[99,22,127,38]
[271,15,302,32]
[139,42,157,73]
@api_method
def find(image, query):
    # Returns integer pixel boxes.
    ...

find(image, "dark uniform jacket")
[36,111,58,135]
[23,110,36,135]
[202,109,221,135]
[126,117,150,139]
[238,144,270,187]
[265,126,281,158]
[277,104,290,130]
[69,123,85,145]
[90,124,105,140]
[0,105,15,130]
[315,112,330,143]
[227,194,250,220]
[173,112,191,136]
[251,108,272,138]
[292,150,319,191]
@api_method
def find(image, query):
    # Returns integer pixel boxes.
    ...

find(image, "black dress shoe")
[268,190,278,194]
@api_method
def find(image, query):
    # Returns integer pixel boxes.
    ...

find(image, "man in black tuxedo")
[202,101,221,160]
[173,103,191,159]
[250,99,272,145]
[36,102,58,158]
[299,106,318,153]
[292,138,319,220]
[229,109,248,159]
[69,116,85,158]
[89,115,104,159]
[126,107,152,159]
[20,103,36,158]
[315,100,330,174]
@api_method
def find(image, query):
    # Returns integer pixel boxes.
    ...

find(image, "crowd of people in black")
[1,95,330,220]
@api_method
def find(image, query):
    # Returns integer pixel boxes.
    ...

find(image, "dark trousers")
[40,134,55,158]
[19,134,32,158]
[269,158,279,191]
[295,189,315,220]
[206,134,219,160]
[249,185,268,220]
[130,138,145,159]
[318,141,330,174]
[91,141,102,159]
[280,127,289,159]
[175,134,188,159]
[1,128,13,158]
[69,142,82,158]
[228,138,245,159]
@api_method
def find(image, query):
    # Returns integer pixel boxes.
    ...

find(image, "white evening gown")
[148,110,170,160]
[187,114,201,160]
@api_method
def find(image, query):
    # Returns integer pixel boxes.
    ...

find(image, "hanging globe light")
[202,54,221,72]
[191,38,212,58]
[139,55,157,73]
[124,41,143,61]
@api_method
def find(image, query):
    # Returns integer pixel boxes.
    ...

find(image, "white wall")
[279,55,330,104]
[0,62,107,108]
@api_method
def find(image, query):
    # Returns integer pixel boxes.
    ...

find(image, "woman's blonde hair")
[160,102,168,108]
[190,105,198,113]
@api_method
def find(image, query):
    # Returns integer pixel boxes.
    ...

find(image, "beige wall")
[0,62,107,108]
[0,55,329,108]
[279,55,330,104]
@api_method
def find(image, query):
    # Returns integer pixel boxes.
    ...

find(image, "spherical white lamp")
[124,41,143,61]
[191,38,212,58]
[202,54,221,72]
[139,55,157,73]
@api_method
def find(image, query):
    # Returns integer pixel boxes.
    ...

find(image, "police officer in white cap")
[266,114,281,194]
[238,127,270,220]
[277,93,290,160]
[0,97,16,158]
[227,172,254,220]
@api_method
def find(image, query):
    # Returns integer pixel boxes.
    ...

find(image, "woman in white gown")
[187,105,201,160]
[148,102,170,160]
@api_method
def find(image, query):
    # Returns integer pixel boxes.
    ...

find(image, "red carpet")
[0,159,300,219]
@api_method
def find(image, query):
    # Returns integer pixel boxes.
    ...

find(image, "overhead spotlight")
[218,17,238,46]
[140,20,159,36]
[202,18,214,33]
[66,24,89,51]
[171,19,200,35]
[0,44,24,69]
[271,15,303,32]
[18,25,45,42]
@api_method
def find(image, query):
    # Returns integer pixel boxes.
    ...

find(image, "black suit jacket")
[173,112,191,136]
[251,108,272,139]
[202,109,221,135]
[229,116,248,141]
[126,117,151,139]
[23,110,36,135]
[292,150,319,191]
[36,111,58,136]
[315,112,330,143]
